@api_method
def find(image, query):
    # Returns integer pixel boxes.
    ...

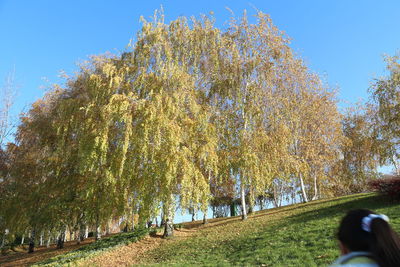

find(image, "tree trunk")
[163,197,175,238]
[95,225,101,241]
[131,208,136,231]
[392,155,400,175]
[69,227,74,241]
[311,174,318,201]
[21,234,25,245]
[248,200,254,214]
[39,232,43,246]
[1,232,6,248]
[46,231,51,248]
[230,203,236,217]
[160,210,165,227]
[202,213,208,224]
[57,227,65,249]
[163,218,174,238]
[299,174,309,203]
[84,225,89,239]
[95,215,102,241]
[28,229,35,253]
[106,219,111,235]
[63,227,67,242]
[240,182,247,220]
[78,224,85,244]
[259,199,264,211]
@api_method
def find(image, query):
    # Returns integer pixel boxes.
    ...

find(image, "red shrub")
[369,176,400,199]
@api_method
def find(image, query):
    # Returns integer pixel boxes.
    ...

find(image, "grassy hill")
[138,193,400,266]
[3,193,400,266]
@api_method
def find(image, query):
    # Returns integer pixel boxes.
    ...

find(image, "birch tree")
[371,53,400,174]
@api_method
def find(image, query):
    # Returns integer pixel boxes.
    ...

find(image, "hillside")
[1,193,399,266]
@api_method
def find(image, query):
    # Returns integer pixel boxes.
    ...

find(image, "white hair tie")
[361,214,389,232]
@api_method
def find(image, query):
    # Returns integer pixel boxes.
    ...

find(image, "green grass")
[32,227,149,267]
[140,193,400,266]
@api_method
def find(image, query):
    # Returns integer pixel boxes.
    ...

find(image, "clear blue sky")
[1,0,400,113]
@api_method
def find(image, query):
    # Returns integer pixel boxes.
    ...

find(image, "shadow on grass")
[198,194,399,266]
[287,194,399,226]
[183,194,373,233]
[249,193,372,221]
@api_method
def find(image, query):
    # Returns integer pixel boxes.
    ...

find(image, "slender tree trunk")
[95,225,101,241]
[160,210,165,227]
[248,198,254,214]
[39,232,43,246]
[299,174,309,203]
[1,232,6,248]
[131,207,136,231]
[163,196,175,238]
[78,224,85,244]
[106,219,111,235]
[202,213,208,224]
[64,227,67,242]
[240,182,247,220]
[21,234,25,245]
[95,215,101,241]
[69,227,73,241]
[57,227,66,249]
[46,231,51,248]
[311,174,318,201]
[28,229,35,253]
[273,183,279,208]
[392,155,400,175]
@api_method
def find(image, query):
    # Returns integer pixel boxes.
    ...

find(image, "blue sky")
[1,0,400,114]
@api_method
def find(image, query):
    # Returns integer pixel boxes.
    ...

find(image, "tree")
[371,53,400,174]
[330,104,381,196]
[0,10,348,247]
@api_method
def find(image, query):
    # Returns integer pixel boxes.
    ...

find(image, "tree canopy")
[1,10,374,250]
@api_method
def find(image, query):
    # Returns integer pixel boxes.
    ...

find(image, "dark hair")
[338,209,400,267]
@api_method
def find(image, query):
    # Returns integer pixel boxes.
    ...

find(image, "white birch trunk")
[311,174,318,201]
[95,225,101,241]
[63,227,67,242]
[163,195,175,238]
[299,174,309,203]
[46,231,51,248]
[39,232,43,246]
[241,182,247,220]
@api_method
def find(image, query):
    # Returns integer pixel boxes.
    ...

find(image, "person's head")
[337,209,400,267]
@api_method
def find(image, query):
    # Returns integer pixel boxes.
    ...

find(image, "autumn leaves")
[1,10,346,246]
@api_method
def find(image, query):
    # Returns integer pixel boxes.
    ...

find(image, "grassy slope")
[140,193,400,266]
